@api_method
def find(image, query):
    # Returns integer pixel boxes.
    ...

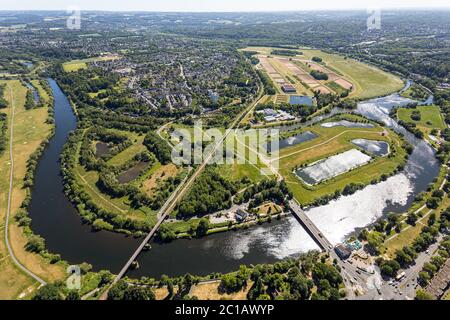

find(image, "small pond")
[117,162,149,184]
[352,139,390,157]
[321,120,374,128]
[95,142,110,158]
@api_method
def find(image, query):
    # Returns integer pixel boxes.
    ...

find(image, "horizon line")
[1,7,450,13]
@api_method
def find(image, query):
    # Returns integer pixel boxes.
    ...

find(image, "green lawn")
[107,135,146,167]
[30,80,50,105]
[300,49,404,99]
[73,129,158,225]
[242,46,404,100]
[279,116,407,205]
[62,55,119,72]
[397,105,446,131]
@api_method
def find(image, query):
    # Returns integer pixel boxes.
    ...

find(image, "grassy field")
[243,46,404,99]
[301,50,403,99]
[163,123,271,183]
[397,105,446,140]
[106,133,146,167]
[382,167,449,258]
[278,116,407,205]
[62,55,120,72]
[400,83,429,101]
[0,80,65,299]
[189,280,253,300]
[30,79,50,106]
[73,129,159,225]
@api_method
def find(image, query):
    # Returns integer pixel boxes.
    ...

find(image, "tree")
[156,224,177,242]
[107,280,128,300]
[395,247,416,267]
[407,212,418,226]
[418,271,430,286]
[32,284,62,300]
[80,262,93,274]
[415,289,434,300]
[66,290,81,300]
[123,286,155,300]
[143,132,172,164]
[426,197,440,209]
[98,270,113,287]
[196,218,210,237]
[247,278,265,300]
[290,275,312,300]
[26,235,45,253]
[380,260,400,277]
[312,263,342,288]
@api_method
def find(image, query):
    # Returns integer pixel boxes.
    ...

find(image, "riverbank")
[22,76,443,281]
[0,79,65,299]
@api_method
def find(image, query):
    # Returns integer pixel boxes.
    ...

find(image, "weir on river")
[27,79,439,278]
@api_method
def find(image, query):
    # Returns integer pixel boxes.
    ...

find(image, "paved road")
[4,85,46,286]
[289,199,333,250]
[289,199,372,298]
[101,85,264,299]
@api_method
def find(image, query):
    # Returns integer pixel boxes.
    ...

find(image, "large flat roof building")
[281,84,297,93]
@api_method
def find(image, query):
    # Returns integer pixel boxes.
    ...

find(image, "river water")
[28,80,439,278]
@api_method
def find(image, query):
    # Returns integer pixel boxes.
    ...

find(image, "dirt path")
[76,169,127,214]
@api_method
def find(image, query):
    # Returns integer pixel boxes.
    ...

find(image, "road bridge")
[288,199,333,252]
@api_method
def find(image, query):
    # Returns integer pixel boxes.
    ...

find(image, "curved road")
[4,85,46,286]
[101,84,265,299]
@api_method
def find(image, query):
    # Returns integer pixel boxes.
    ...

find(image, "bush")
[26,235,45,253]
[32,284,62,300]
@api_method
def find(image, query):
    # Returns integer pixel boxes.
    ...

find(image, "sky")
[1,0,449,12]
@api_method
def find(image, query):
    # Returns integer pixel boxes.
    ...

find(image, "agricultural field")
[278,115,408,205]
[397,105,446,141]
[243,47,404,100]
[299,49,404,99]
[62,55,120,72]
[0,80,65,299]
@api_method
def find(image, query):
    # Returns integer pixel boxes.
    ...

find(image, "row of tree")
[219,251,343,300]
[0,113,6,154]
[0,84,7,108]
[378,204,449,277]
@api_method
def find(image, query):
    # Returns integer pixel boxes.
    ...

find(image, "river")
[28,79,439,279]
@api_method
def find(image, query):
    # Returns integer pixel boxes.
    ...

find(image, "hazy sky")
[1,0,449,12]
